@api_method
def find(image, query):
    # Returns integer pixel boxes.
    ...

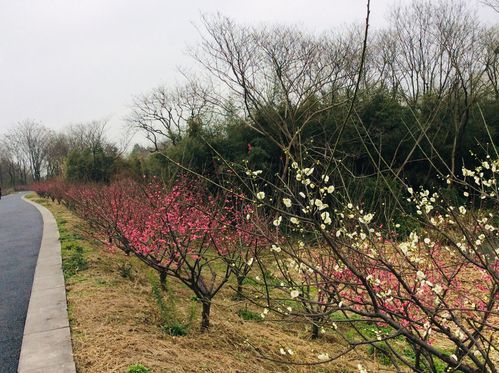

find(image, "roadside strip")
[18,194,76,373]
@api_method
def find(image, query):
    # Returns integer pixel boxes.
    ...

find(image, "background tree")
[127,82,212,150]
[5,120,52,182]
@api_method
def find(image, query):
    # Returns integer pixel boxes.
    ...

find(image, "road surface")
[0,193,43,373]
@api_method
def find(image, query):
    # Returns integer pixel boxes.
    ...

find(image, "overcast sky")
[0,0,496,141]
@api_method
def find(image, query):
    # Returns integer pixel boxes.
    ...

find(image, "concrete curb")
[18,194,76,373]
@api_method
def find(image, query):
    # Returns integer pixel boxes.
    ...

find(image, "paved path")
[0,193,43,373]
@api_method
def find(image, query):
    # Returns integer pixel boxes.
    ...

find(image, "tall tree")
[6,120,52,181]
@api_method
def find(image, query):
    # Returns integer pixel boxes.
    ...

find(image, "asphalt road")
[0,193,43,373]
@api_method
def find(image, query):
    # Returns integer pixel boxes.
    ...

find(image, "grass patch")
[62,242,88,278]
[148,273,195,337]
[125,364,150,373]
[237,307,263,321]
[117,262,134,280]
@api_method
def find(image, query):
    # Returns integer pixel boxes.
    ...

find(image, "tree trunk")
[234,276,244,299]
[200,300,211,332]
[311,320,320,339]
[159,271,167,291]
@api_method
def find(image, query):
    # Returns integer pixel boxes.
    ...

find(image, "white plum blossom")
[282,198,292,208]
[462,167,475,177]
[303,167,314,176]
[321,211,332,225]
[433,284,443,295]
[290,290,300,298]
[314,199,328,210]
[416,270,426,281]
[256,191,265,200]
[273,216,282,226]
[290,217,300,225]
[246,169,263,177]
[317,353,330,361]
[271,244,282,253]
[359,213,374,224]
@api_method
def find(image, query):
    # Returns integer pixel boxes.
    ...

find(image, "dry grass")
[30,195,393,373]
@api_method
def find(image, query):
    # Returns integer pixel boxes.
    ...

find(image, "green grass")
[62,241,88,278]
[237,307,264,321]
[148,273,196,337]
[125,364,150,373]
[28,193,92,281]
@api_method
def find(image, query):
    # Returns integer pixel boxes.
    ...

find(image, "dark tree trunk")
[311,321,320,339]
[235,276,244,299]
[201,300,211,332]
[159,271,167,291]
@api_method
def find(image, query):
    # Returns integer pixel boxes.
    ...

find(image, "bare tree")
[480,0,499,12]
[127,82,211,150]
[377,0,491,177]
[0,142,18,187]
[192,14,366,179]
[45,132,70,178]
[482,26,499,100]
[66,120,108,152]
[6,120,52,181]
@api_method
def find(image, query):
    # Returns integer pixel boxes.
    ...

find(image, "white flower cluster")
[292,162,315,187]
[245,169,263,177]
[461,157,499,198]
[408,188,439,215]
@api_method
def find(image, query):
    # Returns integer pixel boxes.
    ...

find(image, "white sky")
[0,0,496,142]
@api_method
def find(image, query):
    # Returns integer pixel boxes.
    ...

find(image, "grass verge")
[28,193,393,373]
